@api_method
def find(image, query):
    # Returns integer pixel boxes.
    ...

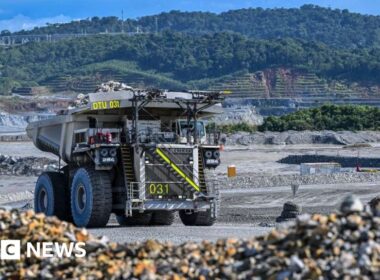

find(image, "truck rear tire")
[70,168,112,228]
[34,172,71,221]
[116,212,152,226]
[150,211,175,226]
[179,209,216,226]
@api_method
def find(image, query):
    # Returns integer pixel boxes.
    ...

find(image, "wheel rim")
[39,188,47,212]
[76,184,86,213]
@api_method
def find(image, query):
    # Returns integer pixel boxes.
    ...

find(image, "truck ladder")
[198,149,207,193]
[120,145,137,216]
[204,169,220,218]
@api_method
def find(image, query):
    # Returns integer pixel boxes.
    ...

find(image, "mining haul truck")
[26,89,223,228]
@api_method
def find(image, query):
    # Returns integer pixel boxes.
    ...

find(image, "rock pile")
[279,154,380,168]
[96,81,133,93]
[276,201,301,222]
[68,81,134,109]
[0,154,57,176]
[69,93,89,109]
[212,106,264,126]
[1,196,380,279]
[227,130,380,146]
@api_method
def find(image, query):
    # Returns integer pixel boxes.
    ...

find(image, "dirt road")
[1,141,380,243]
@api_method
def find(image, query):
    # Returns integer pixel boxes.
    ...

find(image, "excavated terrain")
[0,141,380,244]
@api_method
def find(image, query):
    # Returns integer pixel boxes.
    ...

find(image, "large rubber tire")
[70,168,112,228]
[116,212,152,226]
[150,211,175,226]
[283,202,300,212]
[280,210,299,219]
[179,209,216,226]
[34,172,71,221]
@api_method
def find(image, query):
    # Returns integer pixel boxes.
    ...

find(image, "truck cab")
[175,120,207,144]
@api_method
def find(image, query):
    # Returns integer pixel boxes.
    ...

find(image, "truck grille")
[144,147,194,199]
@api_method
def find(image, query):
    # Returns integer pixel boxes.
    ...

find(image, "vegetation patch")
[208,122,257,134]
[259,104,380,131]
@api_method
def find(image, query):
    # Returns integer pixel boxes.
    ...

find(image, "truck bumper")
[136,199,212,211]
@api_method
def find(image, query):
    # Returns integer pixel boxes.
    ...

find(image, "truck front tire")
[34,172,71,221]
[71,168,112,228]
[179,209,216,226]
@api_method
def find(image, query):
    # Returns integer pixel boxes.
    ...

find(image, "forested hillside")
[1,5,380,96]
[7,5,380,49]
[1,31,380,94]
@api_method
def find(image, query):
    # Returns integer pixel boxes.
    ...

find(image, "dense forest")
[259,105,380,131]
[1,5,380,95]
[5,5,380,49]
[1,31,380,94]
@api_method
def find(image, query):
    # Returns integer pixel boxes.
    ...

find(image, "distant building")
[12,87,49,96]
[300,162,341,175]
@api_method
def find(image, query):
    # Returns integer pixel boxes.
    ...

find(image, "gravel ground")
[220,172,380,189]
[89,222,270,244]
[1,141,380,244]
[0,141,56,159]
[89,181,380,243]
[226,130,380,145]
[4,181,379,244]
[220,182,380,222]
[219,144,380,175]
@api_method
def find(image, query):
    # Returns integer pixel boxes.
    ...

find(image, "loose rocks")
[369,196,380,216]
[96,81,133,93]
[2,196,380,279]
[0,154,58,176]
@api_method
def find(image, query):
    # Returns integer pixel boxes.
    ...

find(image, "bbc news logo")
[0,240,86,260]
[0,240,20,260]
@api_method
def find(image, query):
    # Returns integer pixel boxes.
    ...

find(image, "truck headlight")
[204,150,213,158]
[213,150,220,158]
[100,148,108,157]
[109,148,117,157]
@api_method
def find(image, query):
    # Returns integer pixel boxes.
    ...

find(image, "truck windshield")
[179,121,205,137]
